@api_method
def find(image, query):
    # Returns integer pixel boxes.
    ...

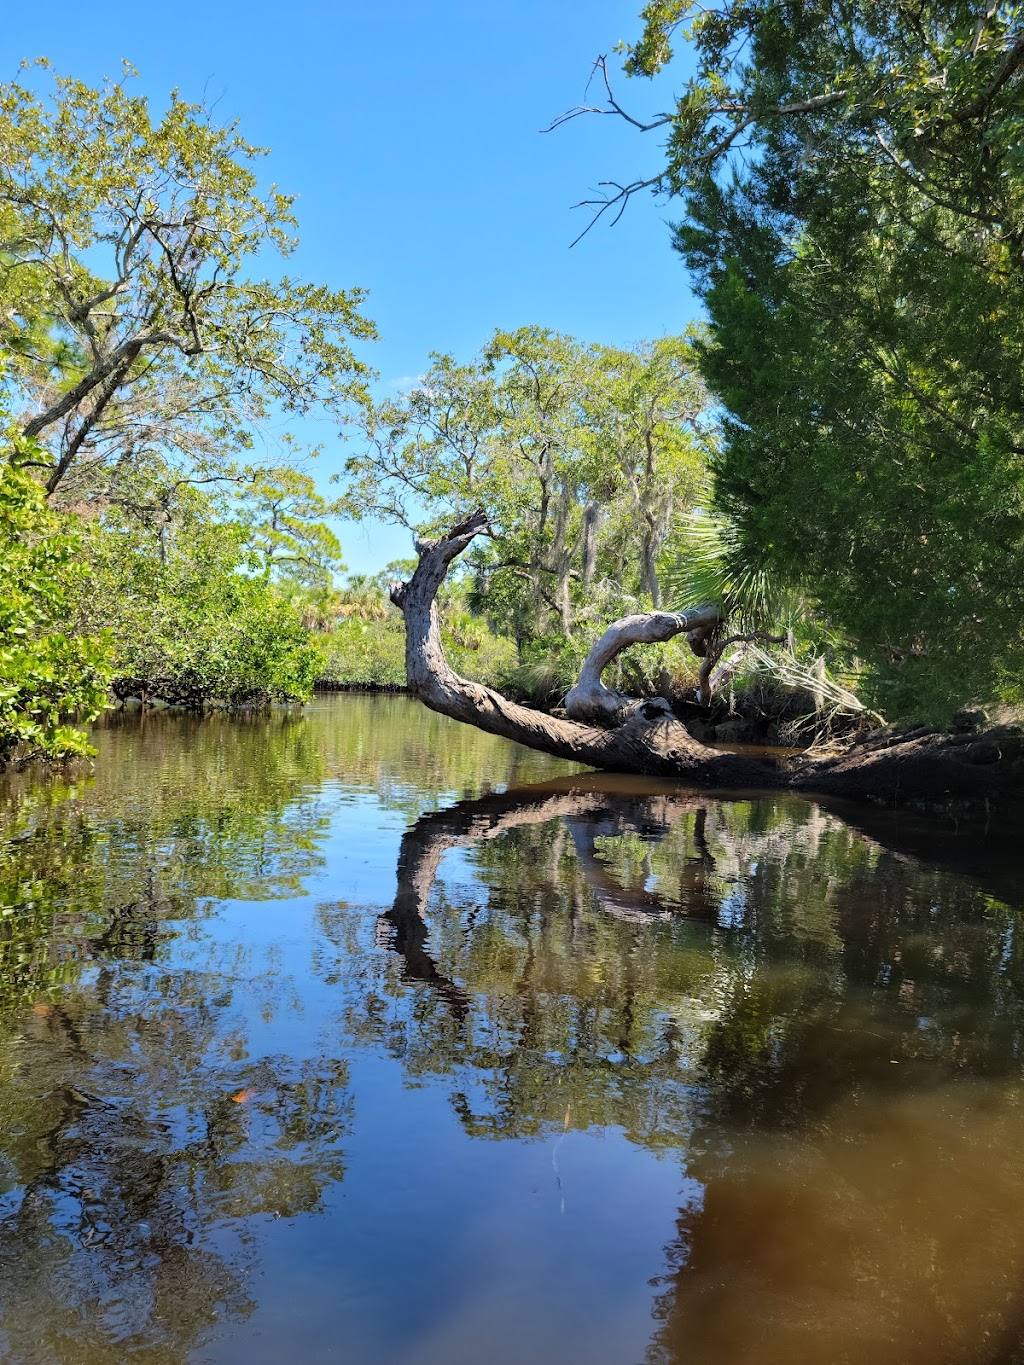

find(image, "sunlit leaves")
[73,491,327,707]
[345,326,710,637]
[0,62,376,505]
[0,440,111,764]
[237,465,346,589]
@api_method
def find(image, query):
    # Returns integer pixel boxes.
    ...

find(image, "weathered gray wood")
[390,519,1020,810]
[390,510,778,787]
[565,606,721,725]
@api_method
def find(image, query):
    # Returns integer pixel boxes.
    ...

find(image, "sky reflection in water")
[0,695,1022,1364]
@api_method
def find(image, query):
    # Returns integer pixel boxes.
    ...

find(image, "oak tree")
[0,62,376,508]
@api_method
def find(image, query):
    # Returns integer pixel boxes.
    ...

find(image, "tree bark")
[390,511,778,787]
[388,512,1024,811]
[565,605,720,725]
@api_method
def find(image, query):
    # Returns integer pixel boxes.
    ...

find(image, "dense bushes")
[0,460,111,764]
[74,502,327,709]
[317,610,516,692]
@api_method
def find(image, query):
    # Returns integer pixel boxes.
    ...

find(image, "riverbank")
[315,680,408,693]
[789,718,1024,811]
[101,677,1024,815]
[311,684,1024,815]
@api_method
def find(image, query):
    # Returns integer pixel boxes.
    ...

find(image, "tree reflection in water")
[0,717,349,1364]
[2,700,1024,1363]
[338,774,1024,1364]
[0,994,349,1364]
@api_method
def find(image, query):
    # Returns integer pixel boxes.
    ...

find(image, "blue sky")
[5,1,700,572]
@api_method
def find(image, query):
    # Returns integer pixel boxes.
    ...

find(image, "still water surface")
[1,695,1023,1364]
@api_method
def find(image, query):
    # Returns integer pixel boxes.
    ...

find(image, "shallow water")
[0,695,1023,1364]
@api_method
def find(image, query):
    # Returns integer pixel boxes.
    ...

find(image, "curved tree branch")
[389,514,1024,810]
[390,510,777,786]
[565,606,722,726]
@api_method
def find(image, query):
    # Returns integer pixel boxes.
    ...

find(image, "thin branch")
[872,130,1002,225]
[941,27,1024,127]
[543,55,675,134]
[569,176,664,247]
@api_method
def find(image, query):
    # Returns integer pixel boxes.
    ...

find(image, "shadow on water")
[1,696,1024,1362]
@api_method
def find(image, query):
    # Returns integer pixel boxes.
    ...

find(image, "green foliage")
[0,63,370,743]
[0,61,375,507]
[319,617,408,689]
[600,2,1024,722]
[75,494,326,707]
[318,605,517,692]
[661,503,787,632]
[499,633,592,706]
[0,451,110,766]
[237,465,346,588]
[345,326,710,638]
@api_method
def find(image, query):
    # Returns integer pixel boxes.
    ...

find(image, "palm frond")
[660,507,783,630]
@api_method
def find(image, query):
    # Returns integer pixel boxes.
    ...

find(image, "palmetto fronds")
[660,505,788,632]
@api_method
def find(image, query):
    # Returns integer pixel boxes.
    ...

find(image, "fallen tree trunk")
[389,511,1024,809]
[390,510,778,788]
[564,606,721,725]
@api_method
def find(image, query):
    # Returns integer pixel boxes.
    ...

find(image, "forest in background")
[3,0,1024,768]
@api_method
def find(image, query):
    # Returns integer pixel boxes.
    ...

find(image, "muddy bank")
[315,680,409,694]
[785,722,1024,811]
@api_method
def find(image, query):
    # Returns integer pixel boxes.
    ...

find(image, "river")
[0,694,1023,1364]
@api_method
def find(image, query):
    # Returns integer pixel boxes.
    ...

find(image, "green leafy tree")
[0,61,375,508]
[75,489,326,707]
[583,334,707,606]
[569,2,1024,720]
[345,326,708,638]
[0,429,110,766]
[238,465,346,588]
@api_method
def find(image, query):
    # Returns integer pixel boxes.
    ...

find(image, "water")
[0,694,1022,1364]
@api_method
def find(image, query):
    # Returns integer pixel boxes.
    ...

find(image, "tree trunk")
[640,531,662,608]
[390,510,777,787]
[389,512,1024,810]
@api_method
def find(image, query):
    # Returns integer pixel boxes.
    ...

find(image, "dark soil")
[675,678,869,749]
[314,681,409,694]
[787,722,1024,811]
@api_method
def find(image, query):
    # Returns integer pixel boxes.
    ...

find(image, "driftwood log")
[389,510,1024,809]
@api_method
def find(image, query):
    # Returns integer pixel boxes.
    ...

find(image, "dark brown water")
[1,695,1023,1364]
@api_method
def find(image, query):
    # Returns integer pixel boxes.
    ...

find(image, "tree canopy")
[570,2,1024,720]
[345,325,709,639]
[0,61,376,509]
[0,65,375,760]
